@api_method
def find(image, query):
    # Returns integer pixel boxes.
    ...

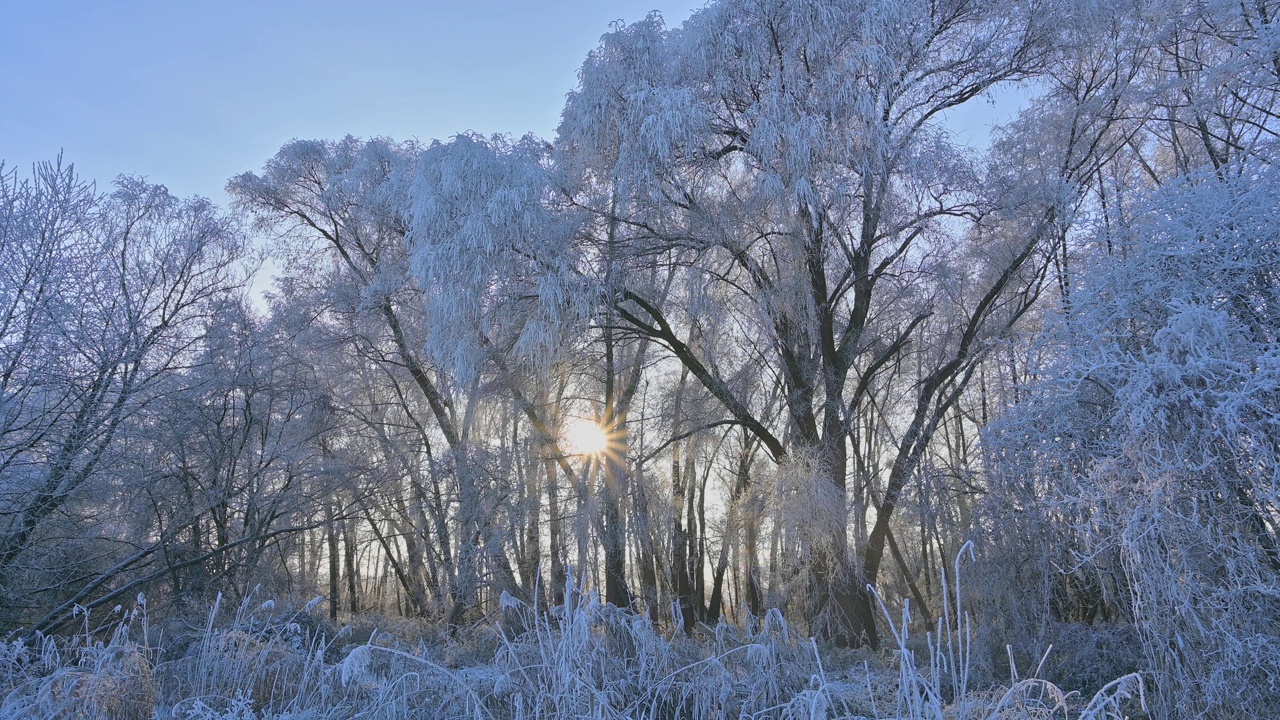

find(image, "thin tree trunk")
[344,517,359,615]
[326,503,339,623]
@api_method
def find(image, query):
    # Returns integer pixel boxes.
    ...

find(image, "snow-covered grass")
[0,564,1147,719]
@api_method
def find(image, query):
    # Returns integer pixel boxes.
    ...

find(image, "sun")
[562,417,609,456]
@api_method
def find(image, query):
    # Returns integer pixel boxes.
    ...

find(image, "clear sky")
[1,1,707,206]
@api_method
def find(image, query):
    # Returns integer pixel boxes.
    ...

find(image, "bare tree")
[0,160,245,625]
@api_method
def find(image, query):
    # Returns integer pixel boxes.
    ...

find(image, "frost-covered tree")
[141,299,332,605]
[986,157,1280,718]
[231,136,596,624]
[404,132,663,611]
[229,138,501,624]
[550,0,1127,647]
[0,160,245,626]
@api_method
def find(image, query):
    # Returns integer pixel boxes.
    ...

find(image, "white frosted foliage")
[406,134,596,382]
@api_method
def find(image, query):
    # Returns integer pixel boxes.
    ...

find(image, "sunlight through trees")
[2,0,1279,717]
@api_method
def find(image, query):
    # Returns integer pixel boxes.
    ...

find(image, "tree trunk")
[343,517,359,615]
[547,457,566,606]
[326,503,340,623]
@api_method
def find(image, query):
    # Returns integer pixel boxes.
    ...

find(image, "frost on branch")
[986,160,1280,720]
[406,134,596,383]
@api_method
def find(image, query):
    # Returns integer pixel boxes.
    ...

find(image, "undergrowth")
[0,547,1147,719]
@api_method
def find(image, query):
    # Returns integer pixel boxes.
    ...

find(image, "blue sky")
[1,1,706,205]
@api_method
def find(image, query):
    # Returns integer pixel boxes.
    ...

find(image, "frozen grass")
[1,563,1148,719]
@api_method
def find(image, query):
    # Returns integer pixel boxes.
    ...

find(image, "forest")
[2,0,1278,717]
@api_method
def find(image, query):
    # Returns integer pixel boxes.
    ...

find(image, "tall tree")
[229,138,499,625]
[0,161,245,624]
[554,0,1087,647]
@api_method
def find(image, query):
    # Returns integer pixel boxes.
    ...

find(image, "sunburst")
[562,417,610,457]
